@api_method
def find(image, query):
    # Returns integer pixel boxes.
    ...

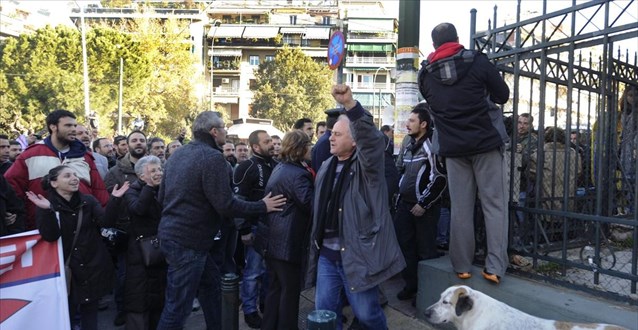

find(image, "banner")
[0,230,70,329]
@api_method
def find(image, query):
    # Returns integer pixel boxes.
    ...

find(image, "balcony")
[347,32,397,42]
[346,82,395,91]
[345,56,396,67]
[213,86,239,96]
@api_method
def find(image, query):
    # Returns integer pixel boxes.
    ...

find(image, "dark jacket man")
[306,100,405,293]
[419,42,509,157]
[233,153,277,236]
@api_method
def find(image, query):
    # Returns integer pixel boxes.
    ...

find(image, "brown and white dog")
[424,285,629,330]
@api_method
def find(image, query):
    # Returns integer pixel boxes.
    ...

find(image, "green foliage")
[251,46,334,131]
[0,19,200,140]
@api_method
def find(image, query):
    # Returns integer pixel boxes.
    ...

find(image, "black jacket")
[257,161,313,264]
[123,179,166,313]
[158,139,267,251]
[104,153,138,231]
[36,192,117,304]
[419,48,510,157]
[233,153,277,235]
[0,175,25,237]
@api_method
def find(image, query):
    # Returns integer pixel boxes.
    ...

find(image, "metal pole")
[373,66,388,128]
[79,4,90,117]
[118,57,123,135]
[209,20,221,111]
[221,273,240,330]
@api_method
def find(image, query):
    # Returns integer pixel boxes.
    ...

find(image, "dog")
[424,285,629,330]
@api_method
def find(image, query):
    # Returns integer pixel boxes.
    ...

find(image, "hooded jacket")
[5,138,108,229]
[418,45,510,157]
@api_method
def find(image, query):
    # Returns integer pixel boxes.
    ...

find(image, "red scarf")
[301,161,316,180]
[427,42,464,63]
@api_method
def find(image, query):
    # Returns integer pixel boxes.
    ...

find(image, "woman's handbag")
[57,209,83,296]
[137,235,164,266]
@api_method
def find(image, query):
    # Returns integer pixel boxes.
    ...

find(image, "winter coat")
[305,103,406,293]
[233,154,277,235]
[419,47,510,157]
[158,138,267,251]
[257,161,313,264]
[104,153,139,231]
[123,179,166,313]
[0,175,25,237]
[36,191,117,304]
[5,138,109,229]
[397,137,447,208]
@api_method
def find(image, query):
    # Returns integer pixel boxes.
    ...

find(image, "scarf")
[315,155,355,244]
[427,41,464,64]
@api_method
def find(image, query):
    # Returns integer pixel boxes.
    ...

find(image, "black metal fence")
[471,0,637,303]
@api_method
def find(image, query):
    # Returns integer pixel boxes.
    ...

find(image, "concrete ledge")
[416,256,638,330]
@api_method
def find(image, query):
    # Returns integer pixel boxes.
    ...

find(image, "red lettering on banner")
[0,233,60,288]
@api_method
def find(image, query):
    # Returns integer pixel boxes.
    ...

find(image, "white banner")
[0,230,70,329]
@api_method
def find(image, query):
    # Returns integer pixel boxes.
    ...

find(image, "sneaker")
[113,311,126,326]
[396,287,417,301]
[482,269,501,284]
[192,298,201,312]
[244,312,262,329]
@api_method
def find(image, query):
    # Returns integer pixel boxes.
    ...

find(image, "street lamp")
[209,19,222,111]
[373,66,390,129]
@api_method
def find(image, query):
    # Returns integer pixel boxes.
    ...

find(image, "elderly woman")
[259,130,314,330]
[28,165,128,330]
[122,155,166,330]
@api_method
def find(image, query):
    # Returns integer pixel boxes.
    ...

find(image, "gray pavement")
[97,274,435,329]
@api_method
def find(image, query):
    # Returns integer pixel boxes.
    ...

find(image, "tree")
[0,18,201,140]
[251,46,334,130]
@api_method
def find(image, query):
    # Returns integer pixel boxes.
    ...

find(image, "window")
[289,15,297,25]
[249,79,258,90]
[249,55,260,66]
[322,16,331,25]
[265,55,275,62]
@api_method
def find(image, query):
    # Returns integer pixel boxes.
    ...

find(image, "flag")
[0,230,70,329]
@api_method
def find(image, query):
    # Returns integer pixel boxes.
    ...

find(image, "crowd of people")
[1,22,635,330]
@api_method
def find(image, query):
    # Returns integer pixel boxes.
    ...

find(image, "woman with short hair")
[123,155,166,330]
[259,130,314,330]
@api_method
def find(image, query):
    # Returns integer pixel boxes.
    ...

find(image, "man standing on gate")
[418,23,510,284]
[306,85,405,329]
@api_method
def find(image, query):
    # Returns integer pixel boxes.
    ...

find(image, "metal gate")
[470,0,637,303]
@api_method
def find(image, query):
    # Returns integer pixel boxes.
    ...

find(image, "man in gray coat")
[306,85,405,330]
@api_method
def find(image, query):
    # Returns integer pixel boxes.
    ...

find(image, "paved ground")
[97,274,435,329]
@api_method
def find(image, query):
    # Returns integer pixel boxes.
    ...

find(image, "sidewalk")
[98,274,435,329]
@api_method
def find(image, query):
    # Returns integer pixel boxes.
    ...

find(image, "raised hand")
[111,181,130,198]
[332,84,357,110]
[26,191,51,209]
[262,192,286,212]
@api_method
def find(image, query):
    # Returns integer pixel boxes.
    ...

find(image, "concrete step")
[416,256,638,330]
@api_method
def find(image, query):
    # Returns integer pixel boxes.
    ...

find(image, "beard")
[129,147,147,159]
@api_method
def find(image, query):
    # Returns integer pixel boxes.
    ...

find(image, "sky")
[383,0,638,57]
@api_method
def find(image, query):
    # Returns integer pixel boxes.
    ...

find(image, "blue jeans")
[241,244,266,314]
[157,239,220,330]
[315,255,386,330]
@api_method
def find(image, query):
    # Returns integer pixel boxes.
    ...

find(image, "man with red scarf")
[418,23,510,284]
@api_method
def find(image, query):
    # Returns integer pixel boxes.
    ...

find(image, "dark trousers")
[261,258,301,330]
[394,200,441,291]
[69,299,99,330]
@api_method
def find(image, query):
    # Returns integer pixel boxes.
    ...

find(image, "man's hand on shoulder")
[332,85,357,111]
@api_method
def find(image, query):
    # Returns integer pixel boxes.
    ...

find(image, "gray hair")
[192,111,223,137]
[134,155,162,177]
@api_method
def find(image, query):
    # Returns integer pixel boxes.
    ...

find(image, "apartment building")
[204,0,338,119]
